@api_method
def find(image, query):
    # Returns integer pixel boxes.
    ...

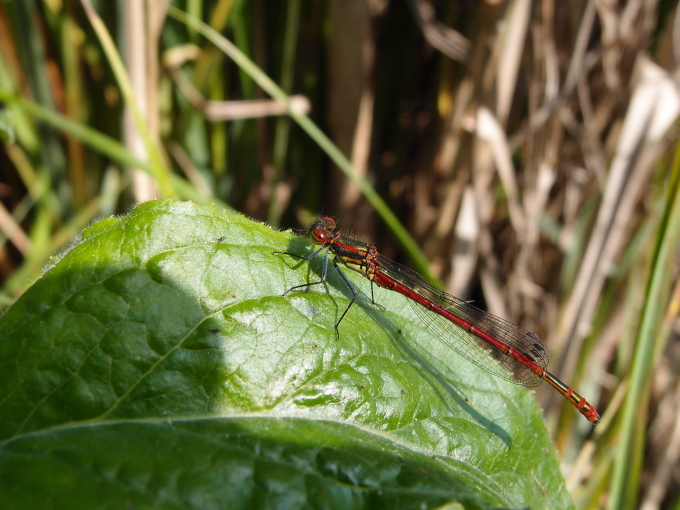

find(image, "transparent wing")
[377,255,548,387]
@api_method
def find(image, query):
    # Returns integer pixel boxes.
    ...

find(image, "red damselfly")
[276,216,600,424]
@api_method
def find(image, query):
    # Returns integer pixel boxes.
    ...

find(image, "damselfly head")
[311,216,336,230]
[307,216,337,243]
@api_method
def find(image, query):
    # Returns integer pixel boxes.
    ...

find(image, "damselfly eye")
[311,228,327,244]
[320,216,336,228]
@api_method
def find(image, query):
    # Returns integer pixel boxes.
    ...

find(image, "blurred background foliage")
[1,0,680,508]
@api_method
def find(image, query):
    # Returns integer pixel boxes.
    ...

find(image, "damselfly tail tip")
[581,404,600,424]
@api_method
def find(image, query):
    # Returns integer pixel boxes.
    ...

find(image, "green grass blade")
[80,0,174,197]
[607,150,680,509]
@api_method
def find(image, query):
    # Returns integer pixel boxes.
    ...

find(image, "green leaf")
[0,199,574,509]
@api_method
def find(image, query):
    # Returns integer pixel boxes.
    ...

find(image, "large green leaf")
[0,199,574,509]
